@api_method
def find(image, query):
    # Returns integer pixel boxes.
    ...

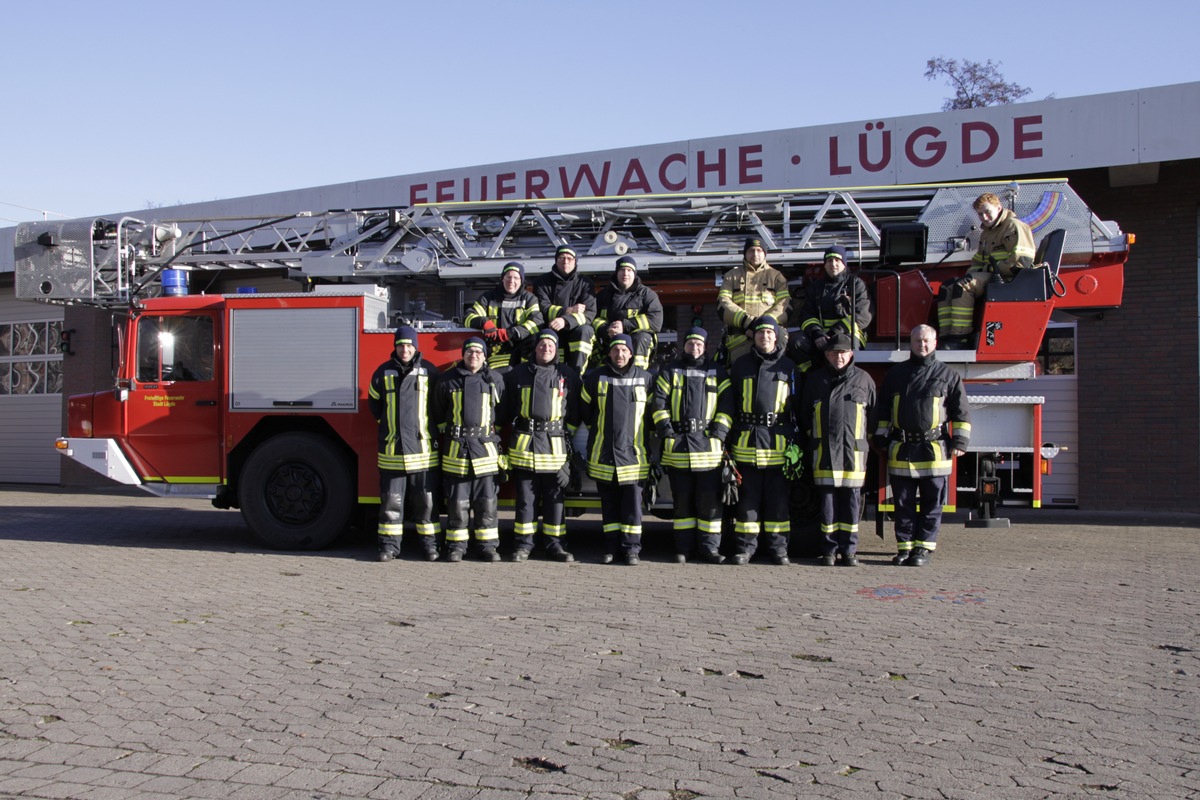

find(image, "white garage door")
[0,288,63,484]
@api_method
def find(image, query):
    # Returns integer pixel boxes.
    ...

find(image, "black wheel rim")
[263,462,326,525]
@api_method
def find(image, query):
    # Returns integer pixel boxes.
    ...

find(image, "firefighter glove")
[834,295,852,317]
[495,327,509,343]
[783,443,804,481]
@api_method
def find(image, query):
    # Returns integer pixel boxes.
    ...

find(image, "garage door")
[0,288,63,484]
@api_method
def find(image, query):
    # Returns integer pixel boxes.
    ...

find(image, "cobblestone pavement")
[0,486,1197,800]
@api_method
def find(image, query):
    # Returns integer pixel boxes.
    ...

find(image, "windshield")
[136,315,214,382]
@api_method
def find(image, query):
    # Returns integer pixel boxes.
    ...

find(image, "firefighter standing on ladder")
[723,315,797,566]
[650,327,732,564]
[937,192,1036,348]
[502,328,581,562]
[434,337,506,562]
[532,245,597,372]
[874,325,972,566]
[717,237,791,367]
[580,334,654,565]
[367,325,443,562]
[465,261,544,370]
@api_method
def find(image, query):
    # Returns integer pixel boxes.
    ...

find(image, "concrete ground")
[0,485,1197,799]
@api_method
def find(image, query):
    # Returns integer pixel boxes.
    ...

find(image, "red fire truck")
[15,180,1130,548]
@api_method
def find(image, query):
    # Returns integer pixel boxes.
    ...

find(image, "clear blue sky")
[1,0,1194,223]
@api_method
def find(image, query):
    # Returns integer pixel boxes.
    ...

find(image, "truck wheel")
[238,433,353,550]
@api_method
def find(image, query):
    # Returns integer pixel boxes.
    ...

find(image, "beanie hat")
[824,245,848,262]
[555,245,577,260]
[744,237,764,252]
[536,328,559,346]
[825,332,853,352]
[393,325,418,347]
[501,261,525,281]
[684,327,708,343]
[609,334,633,352]
[615,254,637,272]
[750,315,781,339]
[462,336,487,354]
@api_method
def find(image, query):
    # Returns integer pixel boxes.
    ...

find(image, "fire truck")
[14,179,1129,549]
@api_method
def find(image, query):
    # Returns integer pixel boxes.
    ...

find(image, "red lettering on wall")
[829,136,852,176]
[558,162,612,197]
[1013,115,1043,159]
[904,126,947,168]
[497,172,516,200]
[962,121,999,164]
[738,145,764,184]
[617,159,652,195]
[858,123,891,173]
[435,180,455,203]
[659,153,687,191]
[696,148,726,189]
[526,169,550,199]
[409,183,429,205]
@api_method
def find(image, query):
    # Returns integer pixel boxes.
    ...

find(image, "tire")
[238,432,354,550]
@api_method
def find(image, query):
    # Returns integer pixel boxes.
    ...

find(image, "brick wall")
[1067,161,1200,511]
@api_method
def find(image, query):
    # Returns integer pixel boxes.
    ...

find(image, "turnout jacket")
[367,352,441,472]
[502,361,581,473]
[717,261,790,330]
[464,287,544,368]
[580,362,653,484]
[798,359,876,487]
[595,277,663,338]
[799,271,873,348]
[649,355,732,471]
[972,208,1036,280]
[724,346,798,468]
[433,363,506,476]
[874,351,971,478]
[532,267,596,331]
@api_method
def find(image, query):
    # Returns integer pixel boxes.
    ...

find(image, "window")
[1039,326,1075,375]
[0,321,63,395]
[136,316,214,383]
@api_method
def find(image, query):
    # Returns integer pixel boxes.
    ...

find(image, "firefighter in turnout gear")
[595,255,663,370]
[649,327,732,564]
[367,325,443,562]
[798,332,876,566]
[580,334,654,565]
[874,325,972,566]
[464,261,544,370]
[532,245,597,372]
[724,315,797,565]
[433,337,507,561]
[502,328,581,562]
[793,245,872,364]
[717,237,791,367]
[937,192,1036,347]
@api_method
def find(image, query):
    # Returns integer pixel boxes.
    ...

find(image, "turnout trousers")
[512,468,568,555]
[734,465,790,558]
[891,474,946,554]
[377,469,440,555]
[596,479,643,557]
[444,472,499,554]
[667,467,723,557]
[818,485,862,556]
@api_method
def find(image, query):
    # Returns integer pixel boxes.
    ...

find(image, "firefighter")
[532,245,597,372]
[464,261,544,370]
[433,337,506,562]
[595,255,663,370]
[792,245,872,366]
[937,192,1036,348]
[874,324,972,566]
[580,334,654,565]
[797,332,876,566]
[502,328,581,562]
[366,325,443,562]
[717,237,791,367]
[724,315,797,565]
[649,327,732,564]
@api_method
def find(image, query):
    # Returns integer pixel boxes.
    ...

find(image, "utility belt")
[672,418,709,433]
[737,412,783,427]
[449,425,493,438]
[894,426,945,443]
[513,418,565,434]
